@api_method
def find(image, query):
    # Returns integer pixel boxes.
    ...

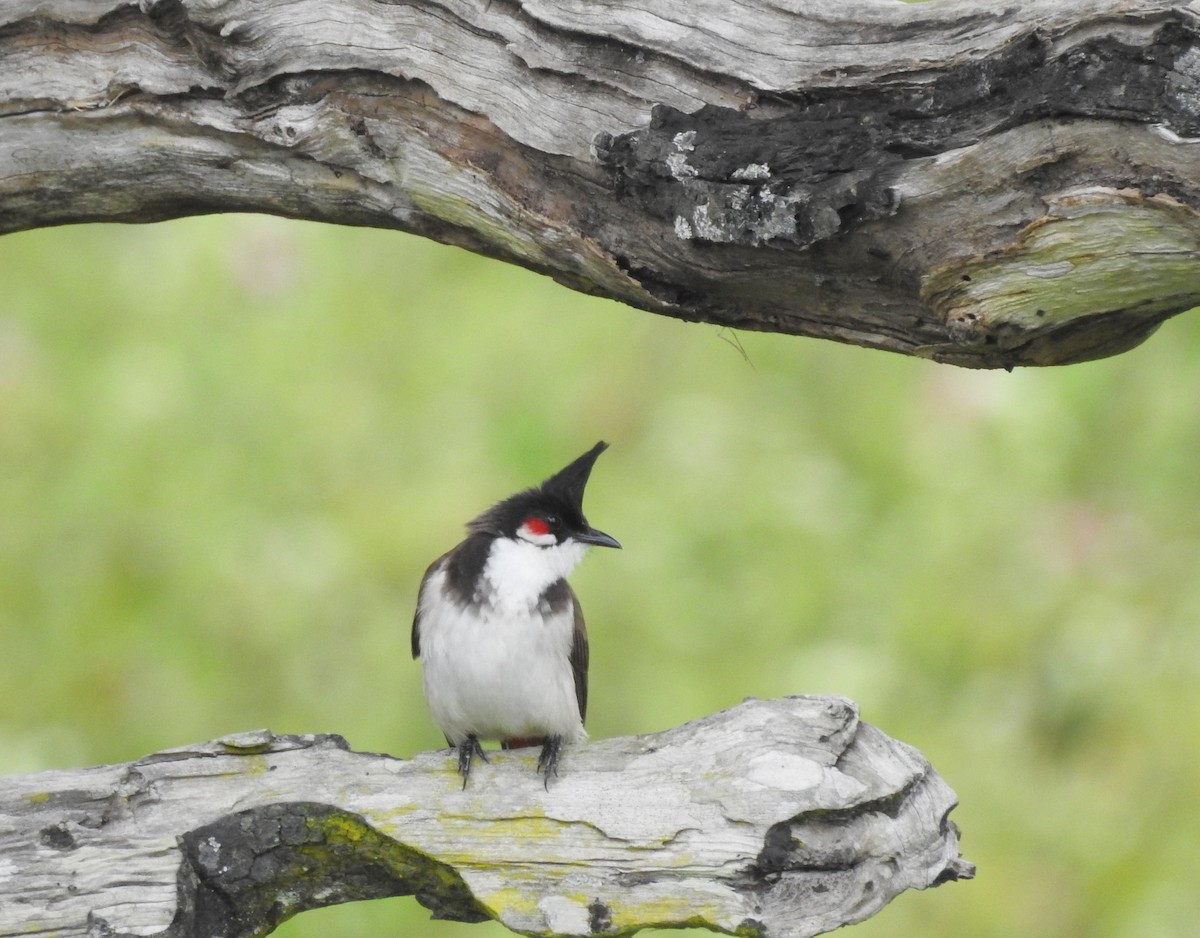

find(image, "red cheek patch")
[522,517,551,537]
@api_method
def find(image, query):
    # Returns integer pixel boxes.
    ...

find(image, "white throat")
[481,537,588,612]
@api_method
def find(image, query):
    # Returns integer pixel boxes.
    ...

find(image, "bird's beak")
[575,526,621,549]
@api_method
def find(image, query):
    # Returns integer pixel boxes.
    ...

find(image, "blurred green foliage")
[1,215,1198,938]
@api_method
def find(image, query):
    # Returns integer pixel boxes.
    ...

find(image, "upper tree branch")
[0,696,970,938]
[4,0,1200,366]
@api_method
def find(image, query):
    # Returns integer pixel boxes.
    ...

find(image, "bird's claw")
[456,734,489,788]
[537,735,563,790]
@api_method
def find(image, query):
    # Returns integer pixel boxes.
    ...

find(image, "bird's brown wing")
[568,584,590,724]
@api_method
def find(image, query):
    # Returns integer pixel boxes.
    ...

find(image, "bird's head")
[469,442,621,553]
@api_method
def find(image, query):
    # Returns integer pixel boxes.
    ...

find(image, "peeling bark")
[3,0,1199,366]
[0,696,971,938]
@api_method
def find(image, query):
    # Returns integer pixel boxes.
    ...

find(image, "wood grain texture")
[3,0,1200,366]
[0,696,971,938]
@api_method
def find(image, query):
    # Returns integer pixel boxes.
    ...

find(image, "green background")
[2,215,1198,937]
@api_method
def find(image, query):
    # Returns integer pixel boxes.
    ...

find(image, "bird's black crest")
[467,442,609,538]
[539,441,609,511]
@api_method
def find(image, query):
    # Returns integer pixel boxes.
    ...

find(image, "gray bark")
[5,0,1198,367]
[0,696,971,938]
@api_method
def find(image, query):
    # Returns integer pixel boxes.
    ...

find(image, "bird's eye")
[522,517,551,537]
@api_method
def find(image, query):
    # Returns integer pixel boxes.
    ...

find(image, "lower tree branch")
[0,696,971,938]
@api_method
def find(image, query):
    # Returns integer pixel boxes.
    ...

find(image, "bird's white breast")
[481,536,588,612]
[415,539,588,745]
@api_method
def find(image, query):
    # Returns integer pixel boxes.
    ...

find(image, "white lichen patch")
[688,204,726,241]
[731,162,770,181]
[728,185,752,211]
[197,835,225,874]
[666,130,698,178]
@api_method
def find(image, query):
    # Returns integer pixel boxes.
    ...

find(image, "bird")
[412,442,620,787]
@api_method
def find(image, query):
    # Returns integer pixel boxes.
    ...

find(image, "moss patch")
[168,802,489,938]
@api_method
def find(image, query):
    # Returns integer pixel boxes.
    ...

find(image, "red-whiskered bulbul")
[412,442,620,787]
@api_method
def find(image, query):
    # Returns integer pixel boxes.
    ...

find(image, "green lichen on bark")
[160,802,488,938]
[918,188,1200,366]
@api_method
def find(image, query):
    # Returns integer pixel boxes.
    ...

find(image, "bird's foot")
[456,734,488,788]
[537,735,563,789]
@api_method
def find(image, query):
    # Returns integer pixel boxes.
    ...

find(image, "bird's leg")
[455,734,488,789]
[537,735,563,789]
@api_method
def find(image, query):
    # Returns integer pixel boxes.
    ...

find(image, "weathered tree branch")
[6,0,1199,367]
[0,696,970,938]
